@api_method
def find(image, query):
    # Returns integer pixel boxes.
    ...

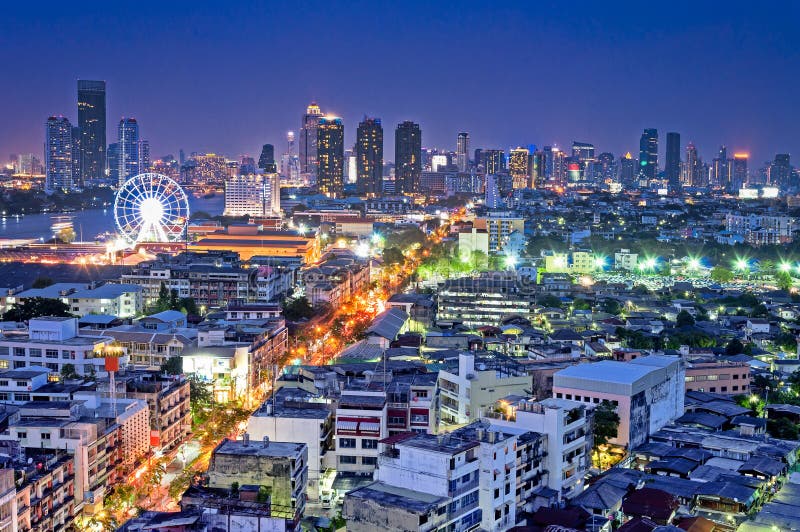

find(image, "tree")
[572,299,592,311]
[188,374,213,415]
[179,297,199,316]
[749,304,769,318]
[283,296,315,321]
[2,297,73,322]
[31,276,54,289]
[60,363,79,380]
[593,400,620,468]
[538,294,563,309]
[767,417,799,440]
[776,271,793,292]
[382,247,405,266]
[600,299,622,315]
[161,356,183,376]
[676,310,695,327]
[154,282,171,312]
[169,289,180,311]
[57,227,76,243]
[725,338,745,356]
[710,266,734,284]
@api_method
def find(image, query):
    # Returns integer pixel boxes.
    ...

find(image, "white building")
[65,283,143,318]
[224,173,281,217]
[553,355,684,449]
[0,317,127,377]
[491,397,591,502]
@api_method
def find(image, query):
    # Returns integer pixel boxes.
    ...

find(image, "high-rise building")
[638,128,658,182]
[531,150,546,188]
[395,121,422,194]
[733,153,749,191]
[117,118,140,184]
[682,142,703,187]
[77,80,106,183]
[619,152,635,186]
[665,132,681,191]
[593,152,617,183]
[45,116,73,192]
[474,148,484,170]
[571,141,595,179]
[317,117,344,197]
[224,173,281,216]
[770,154,791,189]
[356,117,383,197]
[509,147,530,189]
[138,140,151,173]
[484,149,505,175]
[456,132,469,172]
[107,143,120,184]
[712,146,732,189]
[71,126,82,187]
[258,144,277,173]
[299,102,323,177]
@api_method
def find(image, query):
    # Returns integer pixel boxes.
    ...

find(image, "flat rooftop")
[347,481,447,514]
[554,356,681,396]
[214,438,306,459]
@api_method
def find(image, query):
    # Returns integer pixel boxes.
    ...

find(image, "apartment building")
[684,358,750,396]
[124,371,192,452]
[436,274,535,327]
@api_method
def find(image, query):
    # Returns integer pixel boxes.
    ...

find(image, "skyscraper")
[571,141,595,179]
[665,132,681,191]
[138,140,151,173]
[712,146,732,189]
[682,143,702,187]
[356,117,383,197]
[483,149,505,175]
[733,153,749,191]
[45,116,73,192]
[71,126,82,188]
[395,121,422,195]
[770,154,791,189]
[77,80,106,183]
[509,147,530,189]
[258,144,277,173]
[531,150,546,188]
[638,128,658,182]
[456,132,469,172]
[619,152,635,186]
[117,118,140,184]
[317,117,344,197]
[107,143,120,184]
[299,102,323,177]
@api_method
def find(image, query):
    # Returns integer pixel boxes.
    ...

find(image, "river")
[0,195,225,241]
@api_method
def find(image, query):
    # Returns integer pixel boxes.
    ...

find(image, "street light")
[593,256,607,270]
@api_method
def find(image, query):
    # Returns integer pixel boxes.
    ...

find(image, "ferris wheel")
[114,173,190,244]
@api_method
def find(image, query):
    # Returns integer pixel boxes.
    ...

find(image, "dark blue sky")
[2,0,799,165]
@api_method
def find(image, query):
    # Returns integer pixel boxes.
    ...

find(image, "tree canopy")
[2,297,73,322]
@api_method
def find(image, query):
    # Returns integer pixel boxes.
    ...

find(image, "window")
[45,349,58,359]
[29,348,42,358]
[16,432,26,439]
[14,393,30,402]
[338,455,357,465]
[338,438,356,449]
[15,381,27,388]
[0,381,7,387]
[556,393,563,399]
[733,385,739,391]
[362,456,377,466]
[41,433,51,440]
[362,439,378,449]
[0,393,8,401]
[721,386,728,392]
[710,387,716,392]
[13,348,25,357]
[13,362,24,369]
[388,416,405,425]
[61,351,71,360]
[733,374,739,380]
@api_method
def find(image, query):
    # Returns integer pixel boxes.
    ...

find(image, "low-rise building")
[684,358,750,396]
[65,284,143,318]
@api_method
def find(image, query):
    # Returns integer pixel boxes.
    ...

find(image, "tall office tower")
[107,143,120,184]
[71,126,82,187]
[258,144,277,172]
[456,132,469,172]
[77,80,106,183]
[531,150,546,187]
[509,147,530,189]
[267,172,281,215]
[733,153,749,191]
[45,116,73,192]
[543,146,554,180]
[485,174,502,209]
[117,118,140,184]
[395,121,422,194]
[474,148,484,170]
[281,132,299,181]
[356,117,384,196]
[346,150,358,184]
[594,152,616,183]
[665,132,681,191]
[571,141,596,179]
[712,146,731,188]
[551,148,566,184]
[225,174,270,216]
[619,152,635,185]
[138,140,151,173]
[770,154,791,188]
[682,143,702,187]
[299,102,323,177]
[638,128,658,181]
[317,117,344,197]
[484,149,505,175]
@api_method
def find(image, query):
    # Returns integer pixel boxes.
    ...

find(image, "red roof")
[622,488,679,523]
[379,432,416,445]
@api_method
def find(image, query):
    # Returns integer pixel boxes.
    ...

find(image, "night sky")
[3,0,799,164]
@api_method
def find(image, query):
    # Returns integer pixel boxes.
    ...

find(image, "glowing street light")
[735,259,749,272]
[779,262,792,273]
[593,256,607,270]
[687,257,701,270]
[505,255,517,269]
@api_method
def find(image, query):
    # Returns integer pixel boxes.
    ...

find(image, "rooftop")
[346,481,447,514]
[213,437,306,459]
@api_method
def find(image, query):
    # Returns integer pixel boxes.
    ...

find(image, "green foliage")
[600,299,622,315]
[538,294,563,309]
[60,364,78,380]
[161,356,183,375]
[776,271,793,291]
[726,338,745,356]
[676,310,695,327]
[2,297,73,321]
[150,282,198,315]
[749,304,769,318]
[188,374,213,418]
[773,332,797,352]
[282,296,315,321]
[767,417,799,440]
[382,247,405,266]
[31,276,54,289]
[710,266,734,283]
[593,400,620,450]
[572,299,592,311]
[230,482,240,495]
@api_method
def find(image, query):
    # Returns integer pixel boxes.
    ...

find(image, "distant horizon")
[3,1,799,165]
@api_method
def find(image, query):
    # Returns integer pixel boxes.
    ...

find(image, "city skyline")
[3,1,800,163]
